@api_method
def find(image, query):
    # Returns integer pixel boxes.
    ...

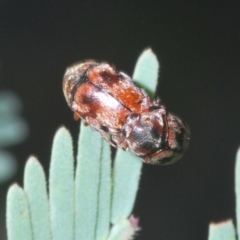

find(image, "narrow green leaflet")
[235,148,240,236]
[132,48,159,99]
[0,91,22,115]
[207,148,240,240]
[0,91,28,147]
[95,140,111,240]
[111,150,142,223]
[75,122,102,240]
[6,184,33,240]
[49,127,74,240]
[0,115,28,147]
[111,48,159,224]
[24,156,51,240]
[208,220,236,240]
[107,218,138,240]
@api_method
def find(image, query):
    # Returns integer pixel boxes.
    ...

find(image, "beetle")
[62,61,190,164]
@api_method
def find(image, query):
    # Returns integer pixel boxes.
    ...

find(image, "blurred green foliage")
[0,91,28,183]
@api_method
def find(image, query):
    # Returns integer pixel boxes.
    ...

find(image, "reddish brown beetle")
[63,61,190,164]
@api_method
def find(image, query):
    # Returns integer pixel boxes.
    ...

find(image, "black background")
[1,1,240,239]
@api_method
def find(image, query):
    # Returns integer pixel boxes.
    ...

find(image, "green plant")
[5,49,240,240]
[207,148,240,240]
[0,91,28,183]
[6,49,159,240]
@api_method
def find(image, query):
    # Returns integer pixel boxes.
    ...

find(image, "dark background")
[1,1,240,239]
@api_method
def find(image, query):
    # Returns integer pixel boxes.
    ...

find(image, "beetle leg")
[97,129,117,148]
[151,97,162,107]
[150,99,167,113]
[114,138,129,150]
[73,113,89,127]
[83,121,89,126]
[142,149,176,165]
[73,112,81,121]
